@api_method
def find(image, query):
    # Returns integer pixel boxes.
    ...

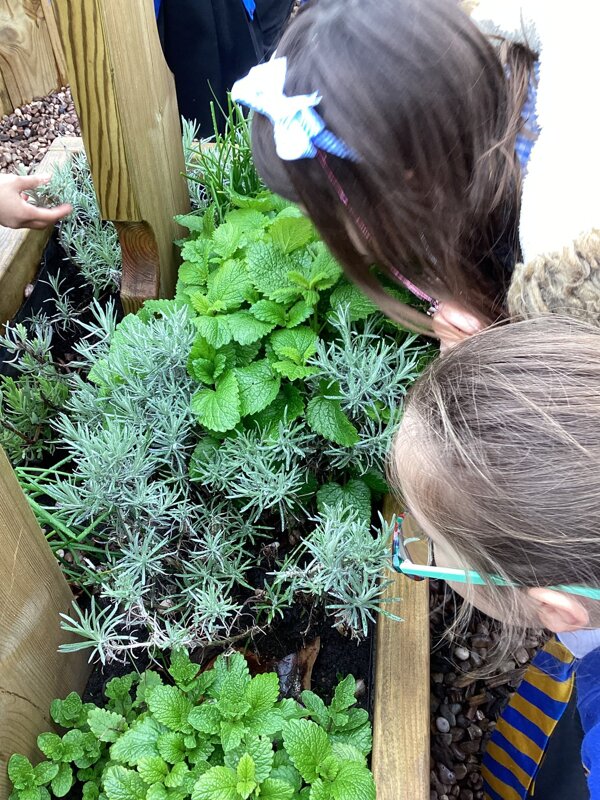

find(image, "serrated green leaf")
[316,481,371,524]
[245,709,284,738]
[105,674,137,703]
[220,719,245,751]
[148,686,193,733]
[248,384,305,433]
[329,709,372,755]
[207,260,253,312]
[258,779,295,800]
[136,672,164,706]
[328,760,376,800]
[87,708,128,742]
[309,778,333,800]
[226,311,276,346]
[270,327,318,366]
[269,209,314,254]
[305,243,342,290]
[165,761,189,789]
[17,788,46,800]
[246,242,303,303]
[157,732,187,764]
[103,765,148,800]
[110,717,162,766]
[250,300,287,327]
[306,396,359,446]
[234,360,280,417]
[192,766,238,800]
[50,692,85,728]
[82,781,100,800]
[328,282,377,322]
[169,649,200,687]
[245,673,280,714]
[194,315,234,348]
[60,730,86,763]
[272,361,319,381]
[191,370,241,433]
[138,757,169,785]
[180,260,209,287]
[176,213,209,233]
[235,754,256,800]
[360,468,389,496]
[282,720,332,784]
[224,736,273,784]
[211,222,244,260]
[50,764,73,798]
[330,743,366,765]
[225,208,270,234]
[269,763,302,792]
[32,762,58,786]
[37,733,64,762]
[286,300,314,328]
[188,703,221,735]
[300,691,330,729]
[331,676,357,715]
[146,785,169,800]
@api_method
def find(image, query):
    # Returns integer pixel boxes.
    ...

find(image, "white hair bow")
[231,57,357,162]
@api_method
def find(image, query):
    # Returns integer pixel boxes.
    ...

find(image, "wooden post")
[0,0,67,111]
[54,0,191,312]
[372,497,430,800]
[0,448,90,797]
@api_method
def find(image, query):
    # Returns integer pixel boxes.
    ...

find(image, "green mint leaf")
[105,674,137,713]
[74,733,103,770]
[272,361,319,381]
[175,212,208,233]
[87,708,128,742]
[225,208,270,235]
[138,757,169,784]
[135,671,164,706]
[309,778,333,800]
[235,360,281,417]
[245,709,285,738]
[169,649,200,688]
[147,785,169,800]
[37,733,64,762]
[250,300,287,327]
[191,370,241,433]
[148,686,193,733]
[305,243,342,290]
[157,732,187,764]
[211,222,244,260]
[60,730,85,763]
[194,315,234,349]
[82,781,100,800]
[330,743,366,766]
[209,653,251,698]
[50,764,73,798]
[246,242,303,303]
[316,755,339,782]
[270,327,318,366]
[360,468,389,496]
[329,709,372,755]
[220,719,245,751]
[50,692,85,729]
[306,396,359,446]
[217,671,251,719]
[300,691,330,729]
[269,764,302,793]
[188,290,213,316]
[282,719,332,784]
[286,300,313,328]
[188,703,221,735]
[103,765,148,800]
[316,481,371,525]
[224,735,273,784]
[226,311,276,346]
[248,384,305,433]
[165,761,190,788]
[33,762,59,786]
[236,754,256,800]
[327,760,376,800]
[328,282,377,322]
[181,237,211,269]
[258,778,295,800]
[191,766,238,800]
[230,190,290,214]
[207,260,254,312]
[245,673,280,714]
[110,717,162,766]
[331,676,358,715]
[269,210,314,254]
[179,260,209,288]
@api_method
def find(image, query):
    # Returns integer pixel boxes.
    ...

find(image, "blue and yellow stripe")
[482,638,575,800]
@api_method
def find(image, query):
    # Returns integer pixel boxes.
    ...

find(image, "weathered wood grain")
[0,0,64,110]
[372,497,430,800]
[0,447,90,798]
[54,0,190,308]
[0,135,83,328]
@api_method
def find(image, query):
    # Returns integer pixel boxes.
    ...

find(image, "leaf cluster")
[8,651,375,800]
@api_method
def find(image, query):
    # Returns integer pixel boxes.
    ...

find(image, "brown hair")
[391,316,600,644]
[251,0,535,334]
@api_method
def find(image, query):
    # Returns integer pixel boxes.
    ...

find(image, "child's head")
[249,0,532,330]
[391,315,600,636]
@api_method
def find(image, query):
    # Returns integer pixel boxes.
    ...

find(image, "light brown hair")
[391,316,600,646]
[251,0,535,333]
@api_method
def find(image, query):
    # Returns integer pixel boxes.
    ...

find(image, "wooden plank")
[0,69,11,118]
[41,0,68,88]
[0,447,90,797]
[0,0,63,110]
[54,0,191,308]
[372,497,430,800]
[0,135,83,326]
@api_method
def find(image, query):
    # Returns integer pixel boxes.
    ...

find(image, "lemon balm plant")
[8,651,375,800]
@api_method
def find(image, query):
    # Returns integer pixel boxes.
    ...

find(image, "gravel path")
[0,87,80,173]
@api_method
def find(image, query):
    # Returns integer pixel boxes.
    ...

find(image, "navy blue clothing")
[577,647,600,796]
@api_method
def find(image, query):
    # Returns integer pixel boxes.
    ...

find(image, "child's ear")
[527,587,590,633]
[432,301,486,352]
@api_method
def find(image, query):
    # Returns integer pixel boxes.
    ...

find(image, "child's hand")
[0,173,72,230]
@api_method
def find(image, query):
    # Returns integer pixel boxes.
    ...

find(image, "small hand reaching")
[0,173,72,230]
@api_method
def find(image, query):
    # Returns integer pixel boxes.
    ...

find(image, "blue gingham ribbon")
[231,57,358,161]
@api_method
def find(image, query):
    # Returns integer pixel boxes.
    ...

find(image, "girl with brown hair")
[232,0,538,343]
[392,315,600,798]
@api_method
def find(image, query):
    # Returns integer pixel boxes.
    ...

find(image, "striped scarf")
[482,638,576,800]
